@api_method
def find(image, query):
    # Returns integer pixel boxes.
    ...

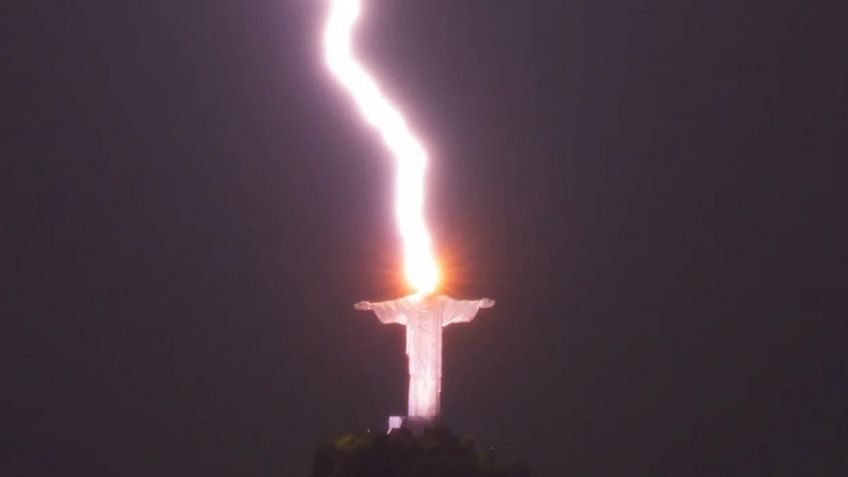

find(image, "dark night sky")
[4,1,846,476]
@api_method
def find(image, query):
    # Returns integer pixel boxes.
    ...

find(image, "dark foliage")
[311,426,530,477]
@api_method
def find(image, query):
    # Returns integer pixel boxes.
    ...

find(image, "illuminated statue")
[354,294,495,420]
[327,0,495,430]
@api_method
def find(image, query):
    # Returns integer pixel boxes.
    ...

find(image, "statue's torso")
[403,297,445,377]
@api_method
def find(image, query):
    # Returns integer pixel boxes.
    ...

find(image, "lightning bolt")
[324,0,440,293]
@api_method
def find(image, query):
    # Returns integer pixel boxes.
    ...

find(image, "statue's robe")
[369,294,487,419]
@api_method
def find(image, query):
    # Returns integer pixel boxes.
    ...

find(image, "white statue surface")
[354,293,495,420]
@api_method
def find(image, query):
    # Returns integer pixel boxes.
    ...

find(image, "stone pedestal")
[387,415,437,435]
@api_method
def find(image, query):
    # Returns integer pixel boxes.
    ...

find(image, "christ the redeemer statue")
[354,293,495,421]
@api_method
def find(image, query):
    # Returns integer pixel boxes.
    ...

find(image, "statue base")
[387,415,437,435]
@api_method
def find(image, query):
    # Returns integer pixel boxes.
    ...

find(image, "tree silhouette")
[311,425,530,477]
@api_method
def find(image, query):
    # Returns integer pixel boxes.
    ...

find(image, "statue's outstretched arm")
[442,297,495,326]
[353,297,409,325]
